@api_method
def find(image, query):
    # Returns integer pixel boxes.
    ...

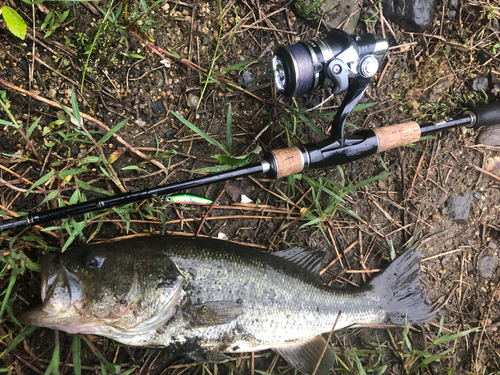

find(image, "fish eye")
[84,254,106,270]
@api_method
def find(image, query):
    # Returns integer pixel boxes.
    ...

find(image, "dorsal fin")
[270,247,326,275]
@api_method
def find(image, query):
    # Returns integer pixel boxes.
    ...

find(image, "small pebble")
[431,213,441,222]
[152,100,166,113]
[239,71,255,88]
[164,130,175,139]
[446,10,456,20]
[478,126,500,146]
[472,77,489,92]
[478,256,499,278]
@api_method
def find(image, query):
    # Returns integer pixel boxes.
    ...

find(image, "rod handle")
[373,121,421,152]
[267,147,305,178]
[466,101,500,129]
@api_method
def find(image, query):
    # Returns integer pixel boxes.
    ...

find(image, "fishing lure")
[164,194,213,205]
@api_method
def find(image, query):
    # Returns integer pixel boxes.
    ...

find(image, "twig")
[320,240,358,276]
[195,180,228,236]
[311,311,341,375]
[408,150,425,198]
[470,163,500,182]
[34,56,79,87]
[241,25,297,34]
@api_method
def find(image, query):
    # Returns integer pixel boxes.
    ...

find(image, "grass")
[0,0,494,373]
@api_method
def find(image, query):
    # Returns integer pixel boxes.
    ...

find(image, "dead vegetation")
[1,0,500,373]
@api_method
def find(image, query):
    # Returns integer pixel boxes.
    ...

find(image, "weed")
[1,6,27,39]
[336,344,388,374]
[292,0,327,20]
[387,316,479,373]
[421,91,489,120]
[41,9,70,38]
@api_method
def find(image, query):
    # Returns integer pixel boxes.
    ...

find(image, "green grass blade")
[0,268,19,320]
[25,170,55,196]
[44,332,60,375]
[27,116,42,139]
[122,165,150,174]
[61,220,86,252]
[37,190,59,208]
[120,366,138,375]
[170,110,227,154]
[336,205,360,220]
[298,113,327,139]
[76,179,113,196]
[99,118,128,145]
[224,58,258,72]
[226,103,232,154]
[70,87,81,126]
[59,168,88,180]
[0,325,37,358]
[82,335,121,374]
[432,327,479,346]
[73,334,81,375]
[349,172,391,191]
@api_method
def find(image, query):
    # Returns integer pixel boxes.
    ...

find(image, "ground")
[1,0,500,374]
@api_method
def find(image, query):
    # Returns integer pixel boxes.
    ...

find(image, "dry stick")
[408,150,425,198]
[34,56,79,87]
[245,6,287,27]
[319,240,359,276]
[311,311,341,375]
[470,163,500,182]
[0,164,45,192]
[12,353,45,375]
[195,180,229,236]
[91,214,301,226]
[241,25,297,34]
[0,77,166,171]
[327,224,345,269]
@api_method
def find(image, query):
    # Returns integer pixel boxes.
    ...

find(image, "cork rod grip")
[373,122,421,152]
[270,147,304,178]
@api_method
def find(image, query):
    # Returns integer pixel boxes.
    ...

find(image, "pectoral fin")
[274,336,336,375]
[186,349,231,363]
[184,300,244,327]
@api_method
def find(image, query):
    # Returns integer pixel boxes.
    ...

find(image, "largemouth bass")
[20,236,433,375]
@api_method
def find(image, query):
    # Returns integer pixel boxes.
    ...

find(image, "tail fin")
[370,250,434,325]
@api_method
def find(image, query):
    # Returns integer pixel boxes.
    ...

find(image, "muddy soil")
[1,0,500,374]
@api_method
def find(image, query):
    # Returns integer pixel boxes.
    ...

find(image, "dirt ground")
[1,0,500,374]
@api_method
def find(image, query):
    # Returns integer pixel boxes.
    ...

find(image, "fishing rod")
[1,30,499,232]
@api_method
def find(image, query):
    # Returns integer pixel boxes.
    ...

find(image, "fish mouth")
[18,254,92,333]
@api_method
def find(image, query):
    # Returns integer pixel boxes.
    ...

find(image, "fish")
[20,236,434,375]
